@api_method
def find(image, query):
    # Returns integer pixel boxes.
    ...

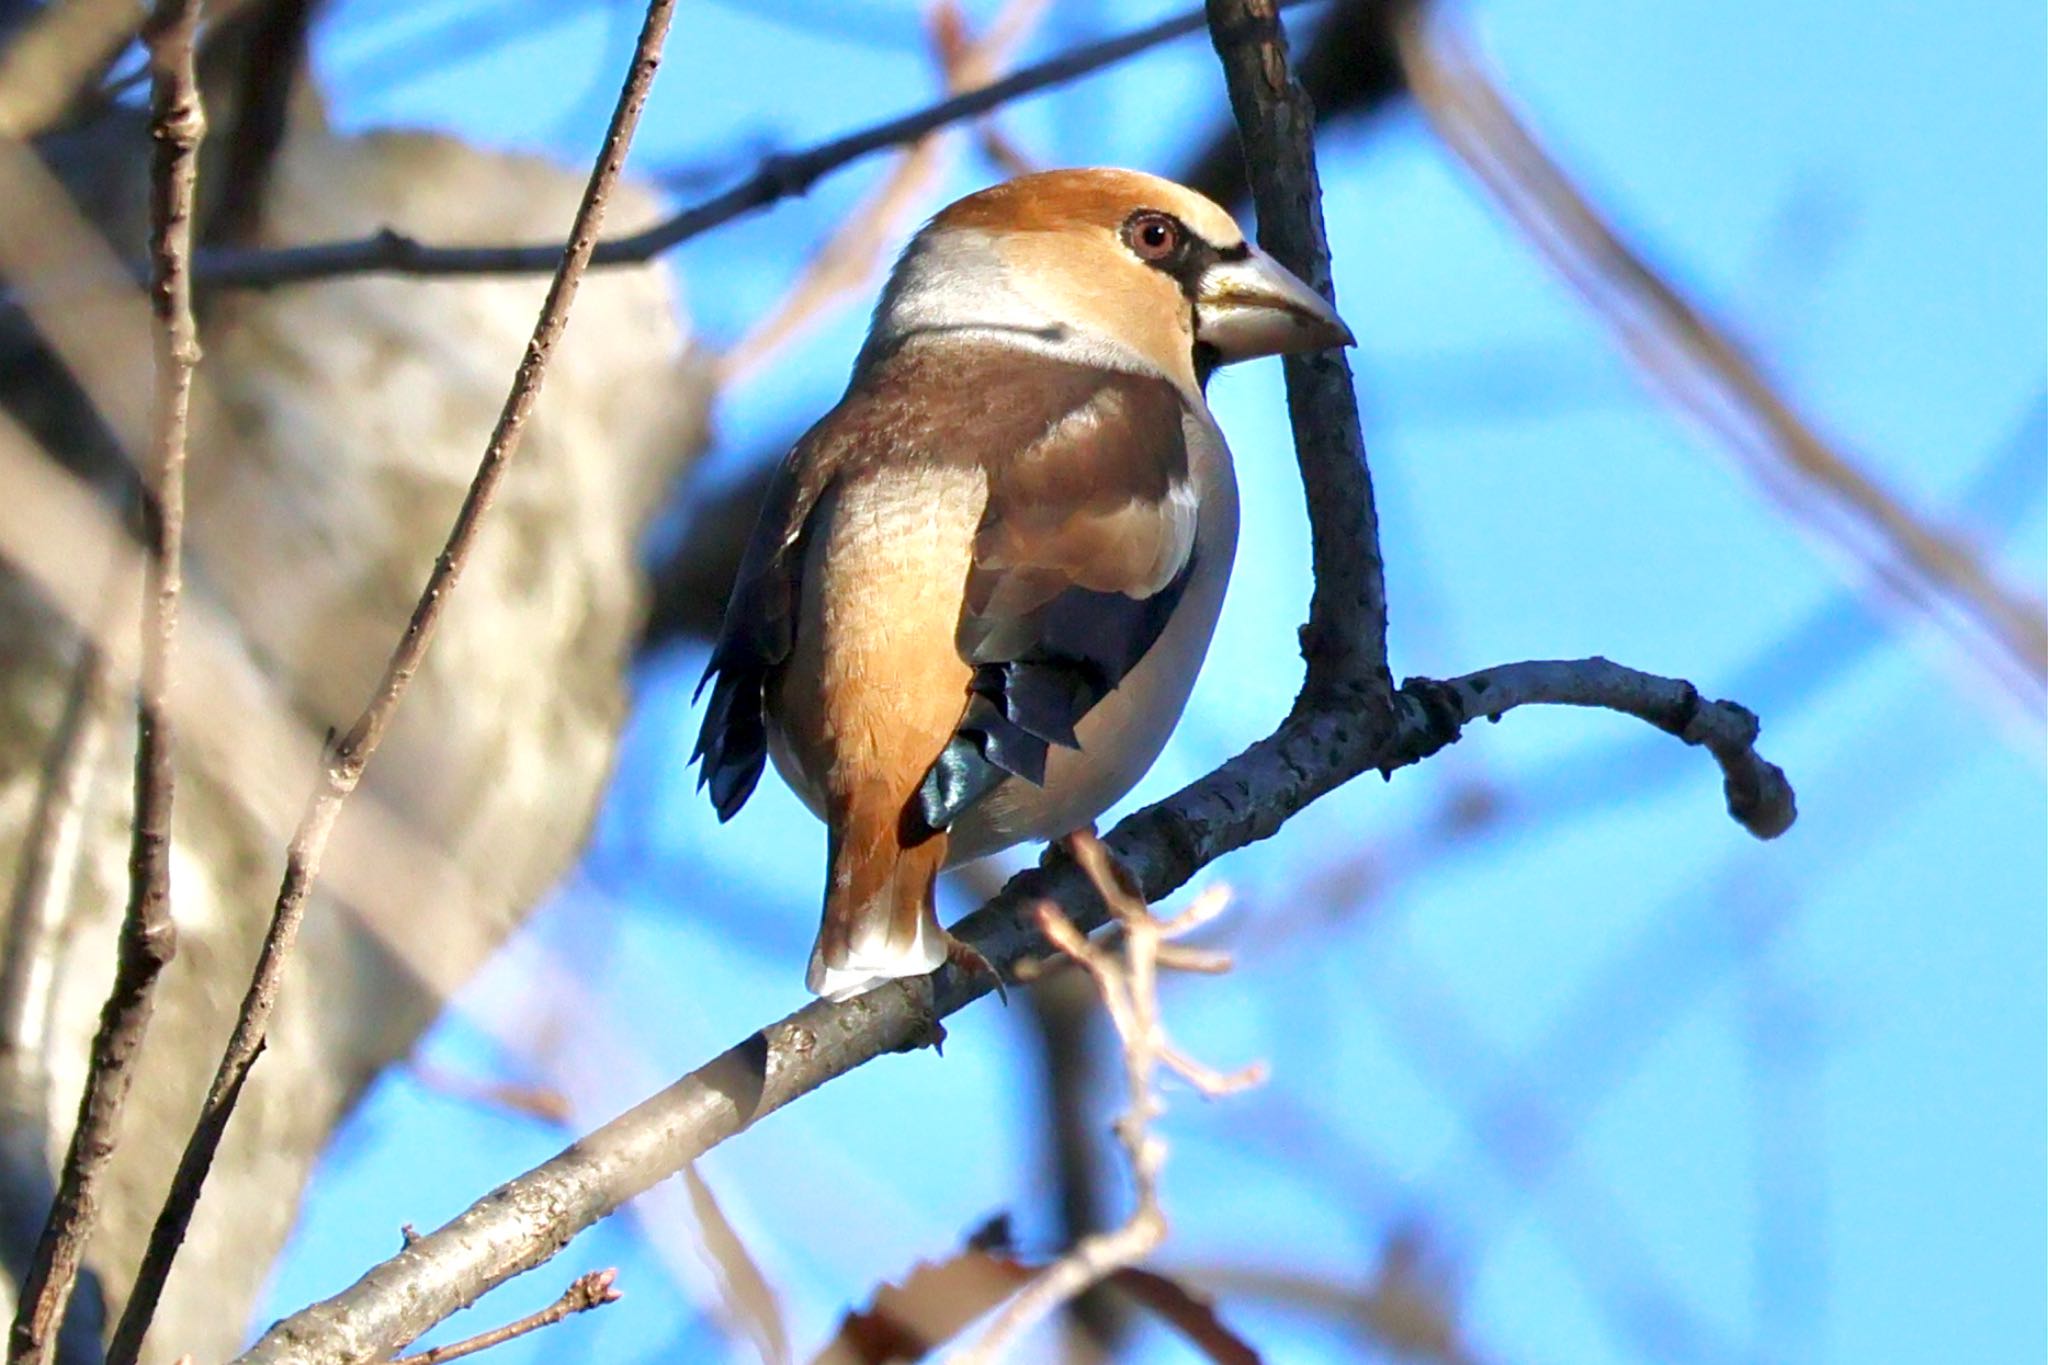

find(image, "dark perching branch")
[102,2,682,1360]
[1383,660,1797,839]
[233,657,1790,1365]
[6,3,204,1361]
[186,0,1320,291]
[1180,0,1413,208]
[234,3,1794,1362]
[1208,0,1389,693]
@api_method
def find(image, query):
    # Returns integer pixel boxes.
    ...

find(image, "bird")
[693,167,1352,999]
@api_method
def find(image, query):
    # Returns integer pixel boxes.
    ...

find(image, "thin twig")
[181,0,1316,291]
[1384,658,1797,839]
[6,2,204,1359]
[102,3,680,1359]
[1397,8,2048,717]
[949,837,1263,1364]
[233,6,1796,1358]
[388,1269,621,1365]
[714,0,1049,387]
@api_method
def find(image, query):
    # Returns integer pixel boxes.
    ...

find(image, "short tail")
[806,807,950,1000]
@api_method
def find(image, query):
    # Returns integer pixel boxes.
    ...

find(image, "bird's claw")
[945,934,1008,1004]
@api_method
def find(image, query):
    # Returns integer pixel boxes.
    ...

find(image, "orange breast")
[768,464,986,827]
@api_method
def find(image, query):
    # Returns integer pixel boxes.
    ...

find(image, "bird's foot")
[945,933,1008,1005]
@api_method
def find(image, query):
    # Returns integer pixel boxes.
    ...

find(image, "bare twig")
[1397,9,2048,717]
[950,837,1263,1364]
[714,0,1049,387]
[181,0,1315,292]
[1383,658,1796,839]
[388,1268,621,1365]
[232,6,1795,1359]
[102,3,681,1359]
[7,2,204,1358]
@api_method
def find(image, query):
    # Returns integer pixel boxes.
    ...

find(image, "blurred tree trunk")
[0,59,713,1365]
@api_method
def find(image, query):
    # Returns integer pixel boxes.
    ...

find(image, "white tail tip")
[805,909,947,1001]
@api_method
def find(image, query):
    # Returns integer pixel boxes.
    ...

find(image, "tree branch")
[1380,659,1796,839]
[102,2,681,1359]
[184,0,1316,291]
[950,837,1263,1364]
[7,2,203,1358]
[234,4,1795,1360]
[388,1269,620,1365]
[235,653,1790,1365]
[1209,0,1388,695]
[1180,0,1412,207]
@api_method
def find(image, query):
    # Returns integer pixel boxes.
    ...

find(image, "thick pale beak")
[1195,243,1354,362]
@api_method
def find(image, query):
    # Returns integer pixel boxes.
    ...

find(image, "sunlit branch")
[7,3,204,1357]
[180,0,1318,291]
[104,2,682,1358]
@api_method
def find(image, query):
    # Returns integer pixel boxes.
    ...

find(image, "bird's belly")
[945,504,1234,865]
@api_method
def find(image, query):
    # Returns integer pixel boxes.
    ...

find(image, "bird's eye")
[1124,211,1184,263]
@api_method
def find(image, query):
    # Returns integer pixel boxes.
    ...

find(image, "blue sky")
[261,1,2045,1361]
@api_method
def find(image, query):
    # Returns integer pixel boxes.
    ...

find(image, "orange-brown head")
[861,167,1353,394]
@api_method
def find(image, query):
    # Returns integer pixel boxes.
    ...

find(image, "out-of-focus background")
[0,1,2040,1362]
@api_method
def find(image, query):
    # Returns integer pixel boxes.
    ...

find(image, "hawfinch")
[695,167,1351,998]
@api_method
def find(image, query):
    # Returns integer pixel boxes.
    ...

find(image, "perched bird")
[694,168,1352,998]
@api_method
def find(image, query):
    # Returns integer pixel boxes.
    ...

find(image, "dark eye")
[1124,211,1184,263]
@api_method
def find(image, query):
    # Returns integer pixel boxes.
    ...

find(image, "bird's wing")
[690,431,832,821]
[695,344,1198,830]
[916,367,1199,833]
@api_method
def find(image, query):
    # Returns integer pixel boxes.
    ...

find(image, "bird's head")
[861,167,1354,393]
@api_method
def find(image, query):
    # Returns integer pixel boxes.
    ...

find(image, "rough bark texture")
[0,93,712,1362]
